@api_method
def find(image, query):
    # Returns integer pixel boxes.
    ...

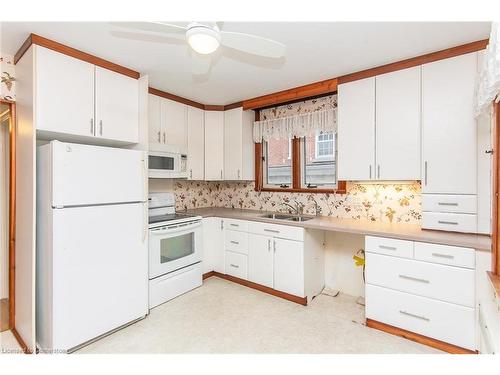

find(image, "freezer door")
[50,141,147,206]
[50,203,148,351]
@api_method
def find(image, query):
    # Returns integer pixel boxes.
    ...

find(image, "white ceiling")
[1,22,491,105]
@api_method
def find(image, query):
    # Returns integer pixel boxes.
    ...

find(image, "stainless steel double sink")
[260,213,313,222]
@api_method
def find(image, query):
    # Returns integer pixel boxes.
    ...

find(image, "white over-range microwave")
[148,150,188,178]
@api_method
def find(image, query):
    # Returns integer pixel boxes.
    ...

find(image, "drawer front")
[422,194,477,214]
[422,212,477,233]
[224,229,249,255]
[223,218,248,232]
[225,251,248,280]
[366,252,475,307]
[248,221,304,241]
[366,284,475,350]
[365,236,413,258]
[414,242,475,269]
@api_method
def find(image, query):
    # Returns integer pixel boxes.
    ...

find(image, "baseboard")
[203,271,307,306]
[366,318,477,354]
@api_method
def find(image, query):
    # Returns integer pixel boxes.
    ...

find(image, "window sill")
[256,181,346,194]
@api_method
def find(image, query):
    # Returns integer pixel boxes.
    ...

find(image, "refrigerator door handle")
[142,153,148,202]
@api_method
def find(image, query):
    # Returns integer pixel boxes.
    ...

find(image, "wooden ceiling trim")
[14,33,140,79]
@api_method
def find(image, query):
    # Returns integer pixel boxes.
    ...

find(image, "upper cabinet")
[204,111,225,180]
[376,66,421,180]
[187,106,205,180]
[224,108,255,181]
[337,77,376,181]
[338,67,421,182]
[421,53,477,195]
[148,95,188,153]
[35,46,139,144]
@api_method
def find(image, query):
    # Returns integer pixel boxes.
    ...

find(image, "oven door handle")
[150,222,201,236]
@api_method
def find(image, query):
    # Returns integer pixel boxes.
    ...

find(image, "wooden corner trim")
[11,327,31,354]
[204,104,225,111]
[487,271,500,298]
[204,271,307,306]
[14,33,140,79]
[223,101,243,111]
[366,318,477,354]
[148,87,205,110]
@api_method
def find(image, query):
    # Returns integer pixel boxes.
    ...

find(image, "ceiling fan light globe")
[186,26,220,55]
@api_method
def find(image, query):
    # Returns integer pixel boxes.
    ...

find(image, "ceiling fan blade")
[190,50,212,75]
[220,31,286,58]
[109,22,187,35]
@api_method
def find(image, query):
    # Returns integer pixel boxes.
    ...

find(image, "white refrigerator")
[36,141,149,352]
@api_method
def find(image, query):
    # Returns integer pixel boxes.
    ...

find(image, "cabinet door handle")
[369,165,372,179]
[230,223,239,227]
[230,240,239,245]
[432,252,454,259]
[379,245,396,251]
[268,239,271,252]
[190,169,193,179]
[90,118,95,135]
[273,240,276,253]
[163,132,166,143]
[220,170,223,179]
[377,165,380,179]
[437,202,458,206]
[99,120,103,136]
[424,161,428,186]
[157,131,161,142]
[398,274,430,284]
[399,310,430,322]
[264,229,279,234]
[220,220,224,230]
[229,264,239,269]
[438,220,458,225]
[238,169,240,179]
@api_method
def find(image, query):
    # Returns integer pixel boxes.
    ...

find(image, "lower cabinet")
[365,235,477,351]
[273,238,305,297]
[201,217,224,274]
[248,233,274,288]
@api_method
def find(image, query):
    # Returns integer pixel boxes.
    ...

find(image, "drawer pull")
[438,202,459,206]
[431,252,454,259]
[264,229,280,234]
[379,245,397,251]
[399,310,430,322]
[229,264,239,269]
[398,274,430,284]
[230,223,239,227]
[437,220,458,225]
[230,241,239,245]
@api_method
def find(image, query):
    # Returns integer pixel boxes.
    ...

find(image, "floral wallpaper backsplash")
[0,54,16,101]
[174,180,422,224]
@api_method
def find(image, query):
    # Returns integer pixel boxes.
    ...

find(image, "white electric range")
[148,192,203,308]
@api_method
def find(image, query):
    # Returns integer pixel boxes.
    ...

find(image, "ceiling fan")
[109,22,286,75]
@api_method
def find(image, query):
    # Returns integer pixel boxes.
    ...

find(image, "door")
[273,238,304,297]
[95,66,139,143]
[224,108,243,180]
[148,94,162,144]
[148,221,202,278]
[187,106,205,180]
[35,46,95,137]
[337,77,376,180]
[248,233,273,288]
[376,66,421,180]
[162,98,187,151]
[422,52,478,194]
[48,141,147,206]
[51,203,148,350]
[204,111,224,180]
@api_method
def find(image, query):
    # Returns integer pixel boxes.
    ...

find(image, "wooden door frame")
[493,102,500,275]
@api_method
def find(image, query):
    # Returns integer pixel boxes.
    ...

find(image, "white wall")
[324,232,365,298]
[0,115,8,299]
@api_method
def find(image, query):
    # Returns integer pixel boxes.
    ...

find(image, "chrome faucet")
[280,201,305,215]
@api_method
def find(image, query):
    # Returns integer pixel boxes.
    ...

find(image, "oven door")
[148,220,202,279]
[148,152,179,178]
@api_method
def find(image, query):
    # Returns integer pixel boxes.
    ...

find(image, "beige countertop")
[185,207,492,251]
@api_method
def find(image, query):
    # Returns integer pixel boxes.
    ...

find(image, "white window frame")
[263,139,293,188]
[314,131,334,160]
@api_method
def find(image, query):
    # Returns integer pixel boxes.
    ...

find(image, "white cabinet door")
[337,77,376,180]
[422,52,477,194]
[213,218,225,273]
[273,238,304,297]
[187,106,205,180]
[376,66,421,180]
[148,94,162,144]
[241,109,255,180]
[248,233,274,288]
[224,108,243,180]
[204,111,224,180]
[35,46,95,137]
[202,217,224,274]
[95,66,139,143]
[161,98,187,151]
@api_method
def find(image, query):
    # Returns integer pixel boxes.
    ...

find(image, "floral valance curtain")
[253,94,337,143]
[476,22,500,117]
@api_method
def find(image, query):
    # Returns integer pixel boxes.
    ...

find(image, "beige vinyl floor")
[78,277,441,354]
[0,330,22,354]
